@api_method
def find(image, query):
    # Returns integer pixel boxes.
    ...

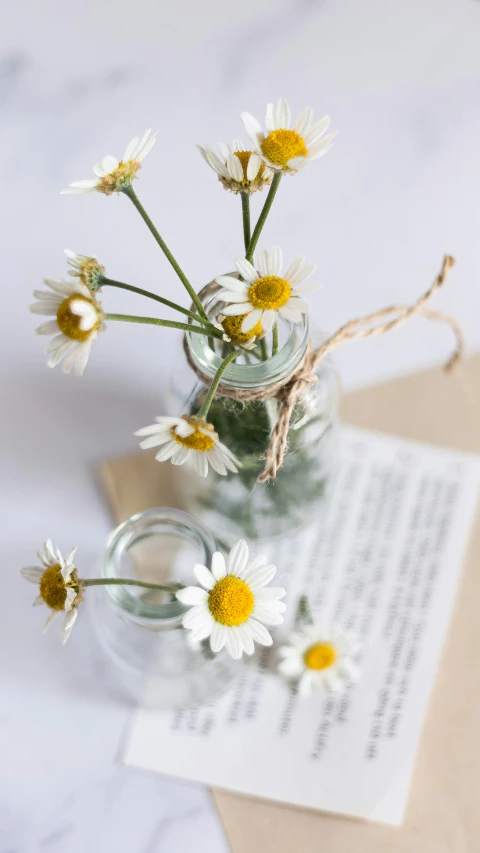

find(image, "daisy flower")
[241,97,335,174]
[217,312,263,350]
[176,539,286,659]
[31,279,105,376]
[198,139,273,194]
[61,129,157,196]
[278,625,361,694]
[21,540,83,644]
[64,248,105,292]
[216,245,318,334]
[135,415,240,478]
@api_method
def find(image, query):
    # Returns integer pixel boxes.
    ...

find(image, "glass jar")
[89,508,239,709]
[170,292,340,545]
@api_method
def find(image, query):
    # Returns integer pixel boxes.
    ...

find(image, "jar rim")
[187,298,310,391]
[102,507,218,622]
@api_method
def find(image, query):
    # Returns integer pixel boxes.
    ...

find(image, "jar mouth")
[102,508,217,623]
[187,285,309,391]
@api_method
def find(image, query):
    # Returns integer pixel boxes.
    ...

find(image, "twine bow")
[186,256,462,482]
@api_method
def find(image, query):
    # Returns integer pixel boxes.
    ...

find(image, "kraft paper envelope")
[100,352,480,853]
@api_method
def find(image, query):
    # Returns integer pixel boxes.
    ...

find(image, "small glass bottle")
[89,508,239,709]
[170,291,340,545]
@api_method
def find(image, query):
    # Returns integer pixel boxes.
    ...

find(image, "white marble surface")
[2,1,480,850]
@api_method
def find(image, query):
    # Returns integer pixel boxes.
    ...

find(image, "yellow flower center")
[208,576,254,626]
[221,313,263,343]
[56,295,100,341]
[248,276,291,310]
[303,642,337,671]
[172,419,215,452]
[233,150,265,183]
[261,129,307,168]
[97,160,141,195]
[39,564,67,611]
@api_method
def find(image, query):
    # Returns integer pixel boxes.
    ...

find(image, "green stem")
[83,578,182,593]
[105,313,223,339]
[123,186,208,320]
[246,173,282,262]
[101,278,213,328]
[197,349,240,419]
[272,320,279,356]
[259,337,269,361]
[241,193,251,253]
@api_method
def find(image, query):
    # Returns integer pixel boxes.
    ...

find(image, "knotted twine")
[184,256,462,482]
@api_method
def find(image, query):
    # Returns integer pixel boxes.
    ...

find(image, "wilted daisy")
[176,540,286,659]
[135,415,239,478]
[61,129,157,196]
[241,97,335,174]
[278,625,361,694]
[64,248,105,292]
[198,139,273,194]
[216,245,318,334]
[31,279,105,376]
[21,540,83,644]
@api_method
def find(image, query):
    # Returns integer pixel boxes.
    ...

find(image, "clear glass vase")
[170,292,340,546]
[89,508,240,709]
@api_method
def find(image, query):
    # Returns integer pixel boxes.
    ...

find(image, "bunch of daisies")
[32,98,335,480]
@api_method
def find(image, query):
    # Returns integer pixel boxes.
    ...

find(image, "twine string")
[184,256,462,482]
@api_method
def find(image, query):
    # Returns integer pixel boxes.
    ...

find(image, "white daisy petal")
[211,552,227,581]
[210,622,227,653]
[286,156,308,171]
[215,276,247,293]
[268,245,282,276]
[21,567,43,583]
[225,628,243,660]
[155,441,178,462]
[218,290,251,303]
[182,604,211,630]
[235,257,258,283]
[227,540,249,577]
[43,610,58,633]
[283,255,305,283]
[261,310,276,333]
[33,595,44,607]
[221,302,253,317]
[241,112,264,146]
[246,153,262,181]
[226,153,243,182]
[241,309,262,333]
[194,452,209,478]
[304,115,330,146]
[61,608,78,644]
[252,603,284,625]
[295,106,314,136]
[290,261,317,285]
[193,564,216,590]
[247,619,273,646]
[176,586,209,605]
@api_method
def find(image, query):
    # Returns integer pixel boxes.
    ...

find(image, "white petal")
[241,112,264,146]
[238,624,255,655]
[138,432,172,450]
[136,131,157,161]
[286,156,307,171]
[21,566,43,583]
[257,249,269,277]
[43,610,58,633]
[182,604,211,630]
[246,153,262,181]
[275,97,291,129]
[69,179,99,188]
[261,310,276,333]
[278,657,304,678]
[193,564,215,590]
[227,540,249,577]
[47,340,74,368]
[45,539,56,563]
[205,147,229,179]
[255,586,286,601]
[170,445,189,465]
[176,586,209,605]
[299,671,316,695]
[123,136,139,161]
[218,290,251,303]
[226,153,243,182]
[247,619,273,646]
[304,115,330,146]
[268,245,282,276]
[252,603,285,625]
[283,255,305,283]
[241,309,262,333]
[207,447,228,476]
[234,257,258,284]
[33,595,44,607]
[64,588,77,611]
[211,552,226,581]
[290,261,316,285]
[295,106,313,136]
[174,420,195,438]
[248,563,277,589]
[101,155,119,174]
[73,340,93,377]
[225,628,243,659]
[210,622,227,653]
[36,319,60,336]
[61,608,78,644]
[265,102,275,132]
[194,452,209,478]
[155,440,178,462]
[217,141,230,160]
[221,302,252,317]
[215,276,247,293]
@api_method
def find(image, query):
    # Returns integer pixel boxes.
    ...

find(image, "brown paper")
[99,353,480,852]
